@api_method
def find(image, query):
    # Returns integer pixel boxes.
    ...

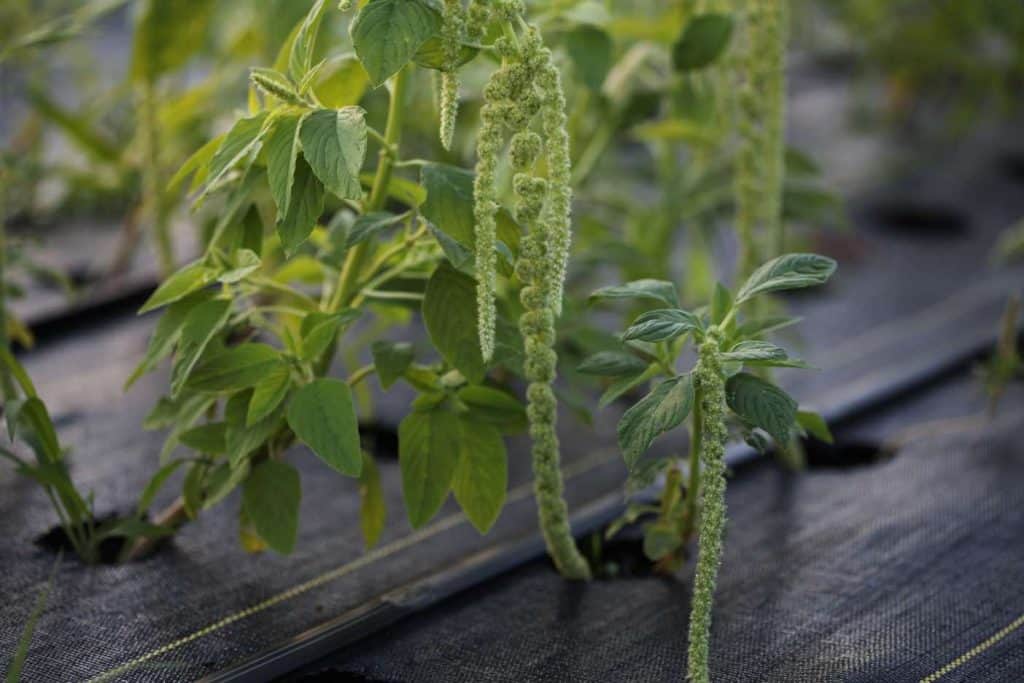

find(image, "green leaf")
[589,279,679,307]
[623,308,703,343]
[350,0,442,86]
[127,290,213,389]
[139,260,217,313]
[16,397,61,462]
[643,521,683,561]
[247,365,293,427]
[456,385,527,434]
[725,372,798,446]
[721,340,810,368]
[413,36,479,70]
[398,408,459,528]
[288,0,330,82]
[170,299,232,398]
[422,263,487,384]
[265,112,307,220]
[287,379,363,476]
[179,422,227,454]
[299,107,367,201]
[200,112,270,199]
[452,417,507,533]
[217,249,262,284]
[672,13,733,71]
[186,343,284,393]
[735,253,838,304]
[420,163,475,247]
[796,410,834,444]
[617,374,694,471]
[226,392,285,468]
[276,154,326,254]
[300,312,347,362]
[169,133,223,194]
[711,283,733,325]
[599,365,659,408]
[201,460,251,511]
[577,351,649,377]
[566,25,613,90]
[359,453,387,548]
[371,341,415,389]
[243,460,301,555]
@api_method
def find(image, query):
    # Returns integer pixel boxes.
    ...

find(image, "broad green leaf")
[287,379,363,476]
[247,365,292,427]
[618,374,694,470]
[202,460,250,510]
[588,279,679,307]
[796,410,834,444]
[299,107,367,200]
[127,290,213,389]
[721,340,810,368]
[265,112,306,219]
[577,351,649,377]
[300,312,343,362]
[226,391,285,468]
[170,299,232,398]
[277,155,326,254]
[186,343,284,393]
[315,55,370,108]
[178,422,227,454]
[201,112,270,199]
[398,408,459,528]
[672,13,733,71]
[243,460,301,555]
[350,0,441,86]
[456,385,527,434]
[566,25,613,90]
[735,253,837,304]
[371,341,414,389]
[420,163,475,247]
[422,263,486,384]
[132,0,214,83]
[217,249,262,284]
[623,308,703,343]
[288,0,330,82]
[139,260,217,313]
[452,418,507,533]
[428,224,473,273]
[726,372,798,446]
[359,453,386,548]
[412,36,479,70]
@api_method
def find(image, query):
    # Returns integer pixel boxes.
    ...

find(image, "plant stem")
[331,66,409,313]
[139,80,175,277]
[687,341,728,683]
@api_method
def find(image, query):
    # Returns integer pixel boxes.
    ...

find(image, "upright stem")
[687,341,728,683]
[332,66,409,312]
[139,81,174,276]
[764,0,789,257]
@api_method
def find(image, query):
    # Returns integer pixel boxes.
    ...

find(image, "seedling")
[584,252,836,683]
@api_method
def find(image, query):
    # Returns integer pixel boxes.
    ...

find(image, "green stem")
[687,343,728,683]
[331,66,409,312]
[140,80,174,277]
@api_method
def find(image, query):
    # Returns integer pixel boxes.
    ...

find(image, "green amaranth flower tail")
[439,0,465,150]
[687,337,728,683]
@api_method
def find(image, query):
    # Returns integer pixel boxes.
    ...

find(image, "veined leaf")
[178,422,227,455]
[371,341,415,390]
[350,0,441,86]
[287,379,363,477]
[139,260,218,313]
[588,279,679,307]
[289,0,330,83]
[456,385,527,434]
[566,24,613,91]
[735,253,837,304]
[398,408,459,528]
[452,417,507,533]
[618,374,694,470]
[623,308,703,343]
[672,13,733,71]
[420,163,475,247]
[200,112,270,201]
[726,372,798,446]
[721,340,810,368]
[577,351,649,377]
[169,299,232,399]
[735,315,802,339]
[127,290,213,389]
[299,107,367,201]
[186,343,284,393]
[247,365,292,427]
[265,112,307,220]
[422,264,486,384]
[277,155,326,254]
[413,36,480,70]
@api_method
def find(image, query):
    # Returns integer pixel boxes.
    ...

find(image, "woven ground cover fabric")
[300,378,1024,682]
